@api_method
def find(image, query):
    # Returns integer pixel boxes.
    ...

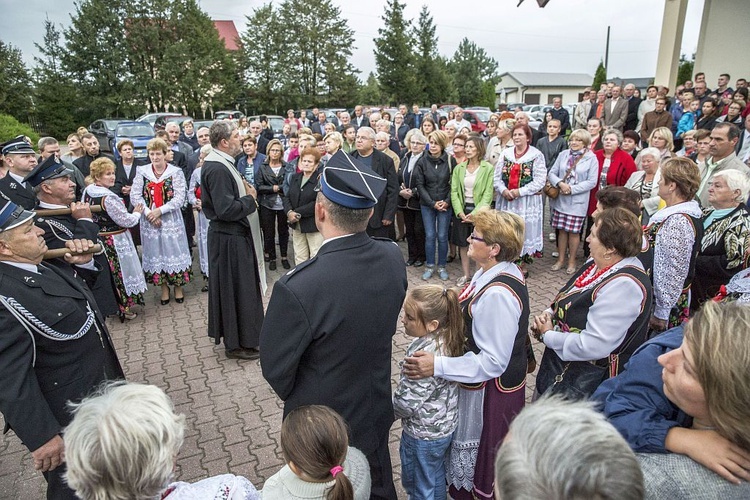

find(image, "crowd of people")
[1,69,750,500]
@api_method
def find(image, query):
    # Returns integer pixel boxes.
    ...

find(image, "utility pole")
[604,26,611,79]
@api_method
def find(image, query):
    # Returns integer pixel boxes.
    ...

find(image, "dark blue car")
[113,121,155,160]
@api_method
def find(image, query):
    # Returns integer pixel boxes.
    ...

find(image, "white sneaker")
[552,251,560,258]
[549,232,556,242]
[456,275,469,287]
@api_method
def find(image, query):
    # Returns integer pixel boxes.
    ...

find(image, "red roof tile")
[213,20,241,51]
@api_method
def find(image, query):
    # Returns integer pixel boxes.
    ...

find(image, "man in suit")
[623,83,642,132]
[349,127,398,240]
[0,137,38,209]
[165,122,194,159]
[187,126,211,172]
[311,111,328,136]
[260,152,408,500]
[603,85,629,131]
[588,90,607,121]
[73,133,113,177]
[249,120,270,156]
[352,105,370,130]
[0,200,124,500]
[429,103,441,124]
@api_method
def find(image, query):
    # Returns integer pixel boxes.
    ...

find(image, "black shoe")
[225,348,260,360]
[201,285,209,292]
[160,298,170,305]
[175,297,184,304]
[269,261,277,271]
[446,254,456,263]
[406,259,415,266]
[281,258,291,270]
[414,260,424,267]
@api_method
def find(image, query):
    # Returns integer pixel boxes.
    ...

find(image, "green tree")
[592,61,607,91]
[373,0,418,105]
[448,38,498,107]
[162,0,240,116]
[62,0,133,119]
[0,40,34,122]
[0,114,39,144]
[238,3,286,112]
[359,72,382,104]
[412,6,455,106]
[677,53,695,87]
[33,18,83,138]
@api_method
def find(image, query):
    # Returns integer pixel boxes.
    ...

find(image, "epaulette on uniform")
[282,256,318,280]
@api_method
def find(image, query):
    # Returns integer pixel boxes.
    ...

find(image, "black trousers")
[43,465,77,499]
[259,205,289,260]
[401,208,426,262]
[182,205,195,248]
[582,214,594,257]
[365,432,398,500]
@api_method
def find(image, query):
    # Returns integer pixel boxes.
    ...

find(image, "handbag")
[536,348,608,400]
[543,153,584,200]
[543,181,560,199]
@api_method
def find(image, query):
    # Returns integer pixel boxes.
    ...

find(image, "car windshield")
[522,105,537,112]
[117,124,154,137]
[104,120,122,130]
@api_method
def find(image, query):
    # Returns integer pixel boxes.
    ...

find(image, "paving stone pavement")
[0,229,575,499]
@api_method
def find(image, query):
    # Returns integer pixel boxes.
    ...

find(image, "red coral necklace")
[574,263,613,288]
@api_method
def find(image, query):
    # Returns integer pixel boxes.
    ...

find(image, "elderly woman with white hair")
[485,117,515,166]
[64,382,259,499]
[691,169,750,307]
[625,147,663,225]
[375,131,400,171]
[188,144,212,291]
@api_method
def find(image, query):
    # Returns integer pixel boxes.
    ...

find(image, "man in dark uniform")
[27,156,120,317]
[0,136,38,209]
[0,200,124,500]
[260,150,408,500]
[201,120,265,360]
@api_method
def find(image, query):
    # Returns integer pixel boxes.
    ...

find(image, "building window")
[525,93,540,104]
[547,94,563,104]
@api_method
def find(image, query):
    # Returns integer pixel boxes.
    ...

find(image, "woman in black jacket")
[414,130,456,281]
[399,130,427,266]
[696,98,720,131]
[255,139,290,270]
[283,147,323,265]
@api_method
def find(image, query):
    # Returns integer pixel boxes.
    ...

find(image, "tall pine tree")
[33,18,82,137]
[373,0,418,105]
[592,61,607,90]
[449,38,499,107]
[0,40,34,122]
[412,6,454,106]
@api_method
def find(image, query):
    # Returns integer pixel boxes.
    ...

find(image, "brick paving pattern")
[0,230,573,498]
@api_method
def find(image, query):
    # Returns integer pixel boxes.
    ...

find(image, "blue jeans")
[400,431,453,500]
[421,206,452,267]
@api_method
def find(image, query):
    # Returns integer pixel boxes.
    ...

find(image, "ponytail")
[441,288,465,357]
[327,468,353,500]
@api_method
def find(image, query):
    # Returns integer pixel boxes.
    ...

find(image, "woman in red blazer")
[583,128,637,256]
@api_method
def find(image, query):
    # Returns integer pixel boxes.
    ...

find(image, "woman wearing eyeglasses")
[403,208,530,500]
[255,139,290,270]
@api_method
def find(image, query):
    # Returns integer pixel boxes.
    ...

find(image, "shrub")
[0,114,39,147]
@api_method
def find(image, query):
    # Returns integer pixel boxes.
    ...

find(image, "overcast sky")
[4,0,704,81]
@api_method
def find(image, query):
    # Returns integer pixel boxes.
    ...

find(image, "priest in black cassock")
[200,121,266,360]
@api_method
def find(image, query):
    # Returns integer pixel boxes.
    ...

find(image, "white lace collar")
[649,200,702,225]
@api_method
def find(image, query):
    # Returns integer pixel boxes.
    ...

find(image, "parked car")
[112,121,155,160]
[136,112,179,128]
[523,104,553,121]
[89,119,127,154]
[214,110,244,120]
[153,115,192,131]
[503,102,526,112]
[460,110,490,133]
[192,119,216,131]
[248,115,285,139]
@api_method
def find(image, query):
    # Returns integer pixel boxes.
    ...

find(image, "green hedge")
[0,114,40,148]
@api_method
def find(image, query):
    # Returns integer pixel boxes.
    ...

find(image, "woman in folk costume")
[83,157,148,321]
[131,138,192,305]
[494,123,547,276]
[188,144,212,292]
